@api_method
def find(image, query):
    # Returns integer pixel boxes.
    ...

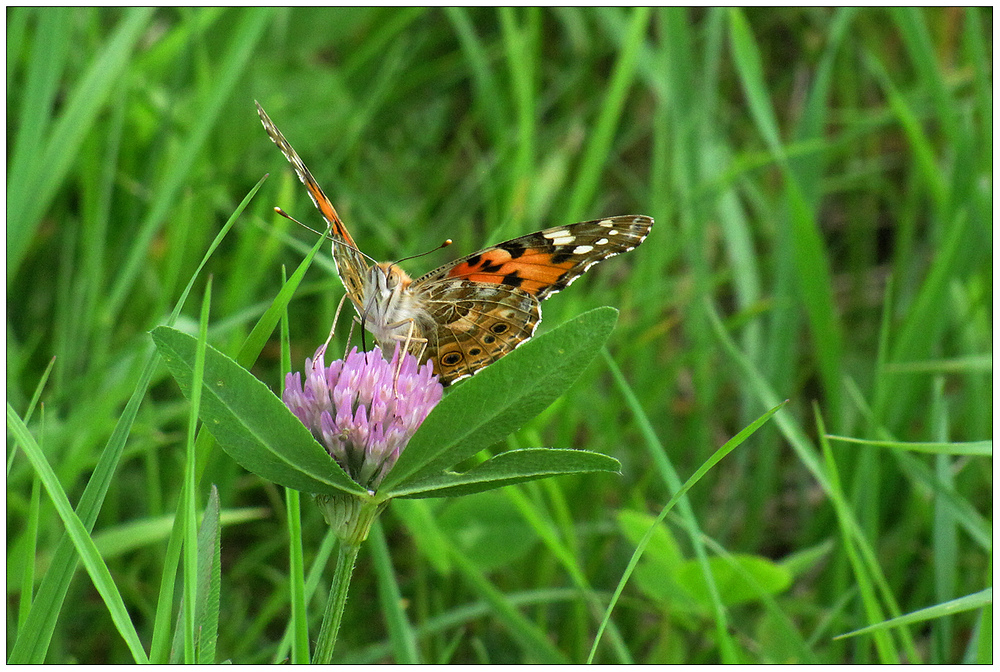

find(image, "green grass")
[6,7,992,664]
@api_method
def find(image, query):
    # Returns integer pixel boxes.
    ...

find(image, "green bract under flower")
[283,345,443,491]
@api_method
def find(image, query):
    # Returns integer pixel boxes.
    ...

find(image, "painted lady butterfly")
[256,102,653,385]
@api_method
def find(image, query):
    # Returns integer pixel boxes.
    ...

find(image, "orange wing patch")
[300,172,356,247]
[447,248,578,296]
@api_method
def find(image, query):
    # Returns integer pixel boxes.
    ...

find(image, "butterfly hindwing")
[418,280,541,385]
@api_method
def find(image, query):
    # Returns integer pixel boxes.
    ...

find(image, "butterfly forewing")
[255,102,369,307]
[416,215,653,300]
[410,215,652,384]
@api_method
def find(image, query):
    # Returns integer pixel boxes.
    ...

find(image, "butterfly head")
[368,262,411,300]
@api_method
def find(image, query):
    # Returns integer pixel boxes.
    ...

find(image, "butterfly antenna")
[273,207,380,266]
[274,206,328,239]
[381,238,453,279]
[393,239,453,267]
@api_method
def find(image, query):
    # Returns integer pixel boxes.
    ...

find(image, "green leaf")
[616,509,685,572]
[393,448,621,499]
[617,509,792,611]
[380,306,619,494]
[151,327,365,497]
[437,492,538,573]
[194,486,221,664]
[676,555,792,607]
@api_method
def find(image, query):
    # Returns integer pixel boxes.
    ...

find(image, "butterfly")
[256,101,653,386]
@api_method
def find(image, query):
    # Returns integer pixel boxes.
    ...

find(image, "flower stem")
[313,540,361,664]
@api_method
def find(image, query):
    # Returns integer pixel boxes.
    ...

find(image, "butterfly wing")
[417,281,541,385]
[256,101,369,307]
[413,215,653,384]
[414,215,653,299]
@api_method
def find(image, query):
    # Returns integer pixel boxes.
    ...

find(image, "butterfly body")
[257,102,652,385]
[358,262,420,345]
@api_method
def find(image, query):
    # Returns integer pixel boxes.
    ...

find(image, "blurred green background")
[6,7,992,663]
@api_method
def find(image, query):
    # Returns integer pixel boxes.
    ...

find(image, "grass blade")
[181,278,213,662]
[815,408,900,662]
[103,7,274,325]
[503,484,635,663]
[8,7,154,280]
[588,395,787,662]
[8,174,261,663]
[564,7,651,221]
[284,488,311,663]
[370,520,421,663]
[6,356,55,476]
[6,405,150,663]
[835,588,993,641]
[447,543,569,663]
[825,436,992,456]
[727,7,844,419]
[6,8,71,259]
[280,285,312,664]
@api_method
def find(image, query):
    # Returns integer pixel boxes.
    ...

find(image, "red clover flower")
[283,344,442,492]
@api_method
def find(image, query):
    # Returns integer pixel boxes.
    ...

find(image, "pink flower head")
[283,345,442,491]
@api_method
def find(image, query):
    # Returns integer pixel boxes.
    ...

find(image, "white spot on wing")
[572,245,594,254]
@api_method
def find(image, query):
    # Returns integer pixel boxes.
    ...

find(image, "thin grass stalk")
[369,520,421,663]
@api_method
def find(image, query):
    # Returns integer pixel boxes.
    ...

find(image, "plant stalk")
[312,540,361,664]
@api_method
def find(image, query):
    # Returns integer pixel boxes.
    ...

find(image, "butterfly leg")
[387,318,429,393]
[383,318,427,357]
[343,318,358,361]
[313,292,354,363]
